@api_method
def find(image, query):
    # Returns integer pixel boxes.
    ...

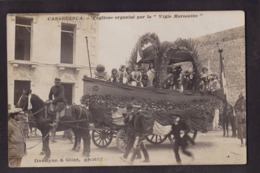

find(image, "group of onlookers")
[93,63,221,94]
[198,66,221,93]
[94,63,156,88]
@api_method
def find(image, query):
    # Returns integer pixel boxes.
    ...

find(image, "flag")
[220,53,228,100]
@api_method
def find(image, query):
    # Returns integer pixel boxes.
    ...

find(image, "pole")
[219,48,227,101]
[218,48,223,87]
[85,37,92,78]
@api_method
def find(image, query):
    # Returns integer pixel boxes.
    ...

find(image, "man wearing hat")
[8,108,27,167]
[121,104,141,162]
[171,116,194,164]
[94,64,109,81]
[48,78,67,142]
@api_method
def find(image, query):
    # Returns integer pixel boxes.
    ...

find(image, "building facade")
[7,14,99,105]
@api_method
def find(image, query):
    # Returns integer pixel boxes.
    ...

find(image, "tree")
[128,33,201,89]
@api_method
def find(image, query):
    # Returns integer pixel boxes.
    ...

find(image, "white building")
[7,13,99,105]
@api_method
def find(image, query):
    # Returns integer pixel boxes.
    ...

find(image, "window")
[15,17,32,60]
[60,23,76,64]
[14,80,31,105]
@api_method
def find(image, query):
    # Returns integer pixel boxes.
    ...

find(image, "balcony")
[56,63,82,72]
[9,60,37,69]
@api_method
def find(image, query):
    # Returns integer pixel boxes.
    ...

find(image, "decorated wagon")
[81,33,225,152]
[82,76,223,151]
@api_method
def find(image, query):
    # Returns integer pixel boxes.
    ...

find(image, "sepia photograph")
[7,11,246,167]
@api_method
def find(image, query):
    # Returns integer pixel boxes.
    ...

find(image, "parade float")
[81,33,225,152]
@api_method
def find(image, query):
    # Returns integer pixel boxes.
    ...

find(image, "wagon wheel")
[116,129,127,152]
[92,129,113,148]
[145,134,167,145]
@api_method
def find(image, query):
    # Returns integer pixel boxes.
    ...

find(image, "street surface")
[21,130,246,167]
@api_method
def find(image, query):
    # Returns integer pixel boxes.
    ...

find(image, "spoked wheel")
[116,129,127,152]
[92,129,113,148]
[145,134,167,145]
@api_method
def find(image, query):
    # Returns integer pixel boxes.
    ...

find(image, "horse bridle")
[27,94,45,117]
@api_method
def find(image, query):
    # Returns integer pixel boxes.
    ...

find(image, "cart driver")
[49,78,66,128]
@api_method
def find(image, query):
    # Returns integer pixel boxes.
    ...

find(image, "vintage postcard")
[7,11,246,167]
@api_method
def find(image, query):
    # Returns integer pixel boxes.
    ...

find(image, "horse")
[24,93,93,160]
[25,112,38,136]
[221,102,237,137]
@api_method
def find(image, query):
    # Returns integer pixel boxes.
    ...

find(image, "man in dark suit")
[49,78,66,142]
[129,109,152,164]
[120,104,142,162]
[49,78,66,125]
[171,116,194,164]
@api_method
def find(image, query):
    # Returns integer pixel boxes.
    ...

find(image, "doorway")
[61,83,74,105]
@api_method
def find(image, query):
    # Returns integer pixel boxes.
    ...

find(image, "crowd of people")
[7,66,244,166]
[93,62,221,94]
[8,89,246,166]
[94,63,156,88]
[198,66,221,93]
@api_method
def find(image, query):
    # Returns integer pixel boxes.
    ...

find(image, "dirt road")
[21,130,246,167]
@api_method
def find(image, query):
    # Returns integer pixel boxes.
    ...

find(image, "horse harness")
[76,105,83,129]
[28,104,89,129]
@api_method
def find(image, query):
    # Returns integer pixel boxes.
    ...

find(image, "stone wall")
[194,26,245,105]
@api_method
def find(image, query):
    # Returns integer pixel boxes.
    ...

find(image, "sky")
[98,11,244,73]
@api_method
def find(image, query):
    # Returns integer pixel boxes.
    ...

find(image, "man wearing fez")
[8,108,27,167]
[49,78,67,142]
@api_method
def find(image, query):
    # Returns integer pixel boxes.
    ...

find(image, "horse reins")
[26,130,51,150]
[26,107,88,150]
[58,121,91,130]
[27,107,45,117]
